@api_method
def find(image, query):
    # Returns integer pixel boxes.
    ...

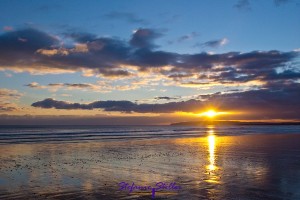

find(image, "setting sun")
[203,110,217,118]
[196,109,231,118]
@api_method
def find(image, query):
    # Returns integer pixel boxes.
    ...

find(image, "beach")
[0,126,300,199]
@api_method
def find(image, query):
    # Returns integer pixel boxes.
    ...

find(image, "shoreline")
[0,132,300,146]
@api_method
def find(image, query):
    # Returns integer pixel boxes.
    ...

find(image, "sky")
[0,0,300,125]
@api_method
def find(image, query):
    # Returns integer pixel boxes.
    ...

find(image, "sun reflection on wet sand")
[205,126,221,184]
[208,135,216,171]
[207,126,217,171]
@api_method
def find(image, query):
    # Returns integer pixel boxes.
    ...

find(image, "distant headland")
[170,120,300,126]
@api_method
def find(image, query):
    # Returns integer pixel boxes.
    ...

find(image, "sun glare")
[176,109,232,118]
[204,110,217,118]
[197,109,230,118]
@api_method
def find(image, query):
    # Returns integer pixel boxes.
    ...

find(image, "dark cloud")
[24,82,41,88]
[0,28,133,77]
[204,51,299,83]
[203,82,300,119]
[129,28,163,49]
[181,81,210,86]
[0,28,58,50]
[104,11,149,25]
[168,73,194,79]
[0,28,59,65]
[0,28,299,83]
[31,81,300,119]
[25,82,97,91]
[129,49,178,68]
[47,83,62,87]
[32,98,92,110]
[43,83,95,89]
[154,96,179,100]
[63,83,93,88]
[0,29,129,76]
[32,98,202,113]
[263,70,300,81]
[97,69,132,77]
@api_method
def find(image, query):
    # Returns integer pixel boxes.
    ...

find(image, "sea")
[1,125,300,144]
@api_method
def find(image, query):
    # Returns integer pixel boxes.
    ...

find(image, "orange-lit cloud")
[0,88,23,113]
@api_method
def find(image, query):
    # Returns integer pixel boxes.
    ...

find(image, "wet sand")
[0,133,300,199]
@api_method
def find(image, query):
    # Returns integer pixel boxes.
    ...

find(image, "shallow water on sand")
[0,126,300,199]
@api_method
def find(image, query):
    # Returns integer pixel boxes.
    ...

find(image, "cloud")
[24,82,45,89]
[234,0,291,10]
[25,82,96,90]
[199,38,229,48]
[24,80,146,93]
[0,28,299,86]
[0,88,23,112]
[0,28,133,77]
[62,83,94,89]
[31,98,202,113]
[129,28,163,49]
[199,81,300,119]
[0,104,17,112]
[0,28,63,74]
[0,28,59,53]
[104,11,149,25]
[0,88,22,99]
[168,32,200,45]
[31,81,300,119]
[168,73,194,80]
[234,0,251,10]
[154,96,179,100]
[31,98,92,110]
[177,32,199,43]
